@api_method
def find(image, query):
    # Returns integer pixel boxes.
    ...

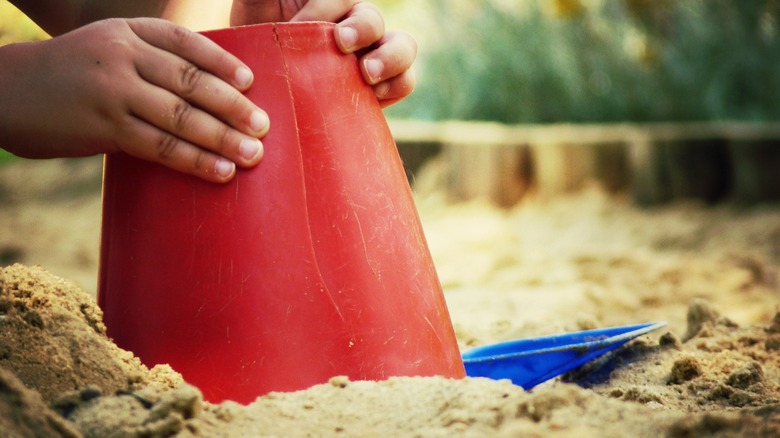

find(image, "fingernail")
[250,110,269,134]
[239,138,263,161]
[337,26,358,52]
[374,82,391,99]
[235,66,253,88]
[363,58,384,84]
[215,159,235,178]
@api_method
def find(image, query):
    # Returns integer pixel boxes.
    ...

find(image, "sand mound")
[0,264,181,403]
[1,263,779,437]
[0,367,80,438]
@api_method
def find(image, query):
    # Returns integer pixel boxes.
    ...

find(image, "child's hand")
[0,18,268,183]
[230,0,417,107]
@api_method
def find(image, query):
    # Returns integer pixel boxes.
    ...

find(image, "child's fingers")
[117,115,238,183]
[290,0,360,23]
[127,80,264,169]
[133,46,269,139]
[333,3,385,53]
[123,17,270,181]
[374,68,416,108]
[360,29,417,85]
[125,18,253,91]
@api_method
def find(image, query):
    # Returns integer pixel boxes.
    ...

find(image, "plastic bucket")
[97,22,465,404]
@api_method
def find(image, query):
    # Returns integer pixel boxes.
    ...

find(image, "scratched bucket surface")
[98,22,465,404]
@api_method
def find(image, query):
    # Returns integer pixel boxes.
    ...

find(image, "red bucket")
[97,22,464,404]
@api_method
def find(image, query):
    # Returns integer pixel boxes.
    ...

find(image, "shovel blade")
[462,322,666,389]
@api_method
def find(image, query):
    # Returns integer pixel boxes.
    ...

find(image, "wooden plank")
[444,142,531,207]
[389,119,780,145]
[389,120,780,206]
[730,139,780,203]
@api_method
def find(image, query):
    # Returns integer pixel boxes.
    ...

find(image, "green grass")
[388,0,780,124]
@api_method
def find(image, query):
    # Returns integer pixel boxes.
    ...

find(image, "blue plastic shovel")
[461,322,667,389]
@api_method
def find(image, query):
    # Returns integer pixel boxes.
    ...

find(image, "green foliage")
[388,0,780,123]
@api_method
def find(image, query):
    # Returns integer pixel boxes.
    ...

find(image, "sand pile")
[1,262,779,437]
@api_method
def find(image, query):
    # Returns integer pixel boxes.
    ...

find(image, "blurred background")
[387,0,780,206]
[389,0,780,123]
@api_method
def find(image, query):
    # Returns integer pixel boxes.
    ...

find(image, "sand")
[1,158,780,437]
